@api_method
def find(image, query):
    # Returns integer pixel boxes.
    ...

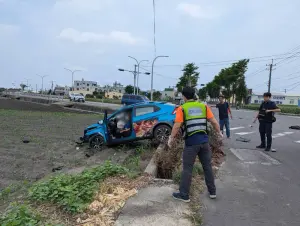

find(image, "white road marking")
[230,127,245,130]
[259,152,281,165]
[283,132,294,135]
[272,132,294,138]
[287,116,300,119]
[295,140,300,144]
[235,132,255,135]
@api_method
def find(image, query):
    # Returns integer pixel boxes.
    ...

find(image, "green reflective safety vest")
[182,101,208,137]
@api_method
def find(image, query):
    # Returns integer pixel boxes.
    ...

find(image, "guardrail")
[2,91,65,102]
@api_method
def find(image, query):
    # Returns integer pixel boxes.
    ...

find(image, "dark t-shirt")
[259,101,278,122]
[216,102,229,120]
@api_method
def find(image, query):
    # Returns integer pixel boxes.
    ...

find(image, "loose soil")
[0,99,132,190]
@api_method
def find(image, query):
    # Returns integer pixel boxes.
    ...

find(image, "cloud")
[0,24,19,34]
[177,2,220,19]
[54,0,106,13]
[58,28,144,45]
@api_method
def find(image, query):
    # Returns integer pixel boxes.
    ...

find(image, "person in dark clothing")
[253,92,281,152]
[216,95,232,138]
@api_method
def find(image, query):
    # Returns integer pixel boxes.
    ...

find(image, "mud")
[0,99,130,189]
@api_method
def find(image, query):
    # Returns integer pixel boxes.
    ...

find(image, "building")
[54,86,70,96]
[250,92,300,106]
[73,79,98,95]
[161,87,175,100]
[105,91,123,99]
[100,81,125,94]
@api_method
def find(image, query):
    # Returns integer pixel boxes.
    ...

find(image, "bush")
[0,203,42,226]
[85,94,94,98]
[29,161,128,214]
[243,104,300,115]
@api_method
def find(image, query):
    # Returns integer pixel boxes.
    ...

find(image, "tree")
[198,87,207,100]
[205,59,249,104]
[20,84,27,91]
[153,91,162,101]
[125,85,134,94]
[176,63,200,92]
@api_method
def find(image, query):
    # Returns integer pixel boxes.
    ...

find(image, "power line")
[152,0,156,57]
[140,66,178,80]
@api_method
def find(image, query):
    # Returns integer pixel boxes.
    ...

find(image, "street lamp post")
[118,68,150,94]
[128,56,148,95]
[37,74,48,94]
[64,68,81,92]
[151,55,169,101]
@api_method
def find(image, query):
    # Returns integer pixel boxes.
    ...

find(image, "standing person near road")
[254,92,281,152]
[216,95,232,138]
[168,87,222,202]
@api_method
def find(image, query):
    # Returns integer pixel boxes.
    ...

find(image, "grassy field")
[243,104,300,114]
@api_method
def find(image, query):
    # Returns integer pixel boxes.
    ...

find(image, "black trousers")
[180,143,216,196]
[259,121,273,148]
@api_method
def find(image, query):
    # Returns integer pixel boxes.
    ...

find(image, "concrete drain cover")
[230,148,280,165]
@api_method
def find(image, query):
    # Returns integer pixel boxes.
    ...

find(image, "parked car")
[69,93,85,102]
[79,102,178,150]
[121,94,149,105]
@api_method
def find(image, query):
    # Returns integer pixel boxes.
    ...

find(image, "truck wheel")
[154,125,171,143]
[89,134,105,150]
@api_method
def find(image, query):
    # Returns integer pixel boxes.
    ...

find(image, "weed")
[193,163,203,176]
[0,202,42,226]
[172,170,181,185]
[29,161,128,214]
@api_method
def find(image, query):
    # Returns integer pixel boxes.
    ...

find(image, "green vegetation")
[172,163,203,185]
[200,59,249,103]
[0,203,42,226]
[29,161,128,213]
[176,63,200,92]
[243,104,300,114]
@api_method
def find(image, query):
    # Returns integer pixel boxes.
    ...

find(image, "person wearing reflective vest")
[168,87,222,202]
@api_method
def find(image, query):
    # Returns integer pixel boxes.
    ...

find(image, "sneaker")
[172,192,190,203]
[209,193,217,199]
[256,145,266,149]
[271,148,276,152]
[264,147,271,152]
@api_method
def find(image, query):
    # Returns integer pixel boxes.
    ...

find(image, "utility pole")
[267,59,275,93]
[151,55,169,100]
[36,84,37,93]
[37,74,48,94]
[133,64,137,95]
[64,68,81,92]
[128,56,148,95]
[50,80,55,93]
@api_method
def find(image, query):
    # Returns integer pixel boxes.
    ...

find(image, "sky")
[1,0,300,94]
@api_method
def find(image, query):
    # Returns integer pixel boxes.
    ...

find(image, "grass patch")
[243,104,300,114]
[29,161,128,214]
[122,143,153,178]
[0,181,31,201]
[0,203,45,226]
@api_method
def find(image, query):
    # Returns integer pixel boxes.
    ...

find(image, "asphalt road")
[202,109,300,226]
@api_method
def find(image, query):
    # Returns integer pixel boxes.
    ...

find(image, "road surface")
[202,109,300,226]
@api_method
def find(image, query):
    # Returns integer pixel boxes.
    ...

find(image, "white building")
[161,87,175,100]
[73,79,98,95]
[250,92,300,106]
